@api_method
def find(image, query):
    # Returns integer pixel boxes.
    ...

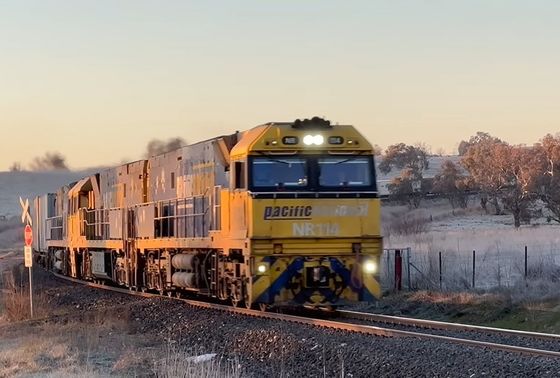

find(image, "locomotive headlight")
[303,135,314,145]
[303,134,324,146]
[257,263,267,274]
[313,135,324,145]
[363,260,377,274]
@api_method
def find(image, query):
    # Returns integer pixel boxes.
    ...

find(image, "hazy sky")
[1,1,560,170]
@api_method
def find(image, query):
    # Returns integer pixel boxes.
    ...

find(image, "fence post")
[394,249,402,291]
[472,250,476,288]
[439,251,442,290]
[407,248,412,290]
[524,245,528,280]
[386,249,391,285]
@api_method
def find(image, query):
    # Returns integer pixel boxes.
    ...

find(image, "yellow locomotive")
[32,117,382,309]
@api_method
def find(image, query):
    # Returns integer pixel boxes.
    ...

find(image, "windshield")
[251,157,308,188]
[318,157,372,187]
[250,155,376,192]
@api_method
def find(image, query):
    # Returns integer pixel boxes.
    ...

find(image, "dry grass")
[155,344,242,378]
[0,335,84,377]
[383,214,430,237]
[0,266,51,322]
[1,308,150,377]
[0,285,244,377]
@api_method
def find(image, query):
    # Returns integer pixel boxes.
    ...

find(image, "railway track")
[336,310,560,356]
[51,272,560,359]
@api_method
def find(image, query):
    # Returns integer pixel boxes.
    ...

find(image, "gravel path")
[28,269,560,377]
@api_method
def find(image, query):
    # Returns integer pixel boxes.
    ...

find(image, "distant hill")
[0,170,94,217]
[0,156,463,217]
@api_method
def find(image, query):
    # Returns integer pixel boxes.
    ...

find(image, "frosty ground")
[379,198,560,334]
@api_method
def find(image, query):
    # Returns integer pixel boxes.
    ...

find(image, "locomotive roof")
[230,120,374,159]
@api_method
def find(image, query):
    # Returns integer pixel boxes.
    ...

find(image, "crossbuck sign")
[20,197,33,226]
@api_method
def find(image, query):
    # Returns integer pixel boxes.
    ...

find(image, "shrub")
[385,215,430,236]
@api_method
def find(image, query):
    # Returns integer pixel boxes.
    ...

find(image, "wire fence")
[381,246,560,292]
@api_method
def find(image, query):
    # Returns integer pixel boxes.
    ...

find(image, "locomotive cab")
[225,118,382,308]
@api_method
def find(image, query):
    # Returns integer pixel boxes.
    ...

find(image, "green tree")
[458,131,503,156]
[432,160,471,209]
[461,134,507,214]
[463,140,543,227]
[380,144,429,208]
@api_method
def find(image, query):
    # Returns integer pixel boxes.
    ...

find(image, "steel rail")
[50,272,560,359]
[337,310,560,342]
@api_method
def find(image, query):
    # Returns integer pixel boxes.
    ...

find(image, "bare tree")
[538,134,560,223]
[498,145,544,227]
[435,147,447,157]
[9,162,22,172]
[29,152,68,171]
[144,137,187,158]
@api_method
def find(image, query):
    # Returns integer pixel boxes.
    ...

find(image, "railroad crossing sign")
[19,197,32,226]
[24,246,33,267]
[19,196,34,317]
[24,224,33,247]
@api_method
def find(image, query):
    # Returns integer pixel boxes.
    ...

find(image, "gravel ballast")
[29,269,560,377]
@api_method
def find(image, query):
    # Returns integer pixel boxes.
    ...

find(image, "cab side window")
[234,161,246,189]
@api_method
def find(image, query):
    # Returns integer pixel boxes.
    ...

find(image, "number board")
[328,136,344,145]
